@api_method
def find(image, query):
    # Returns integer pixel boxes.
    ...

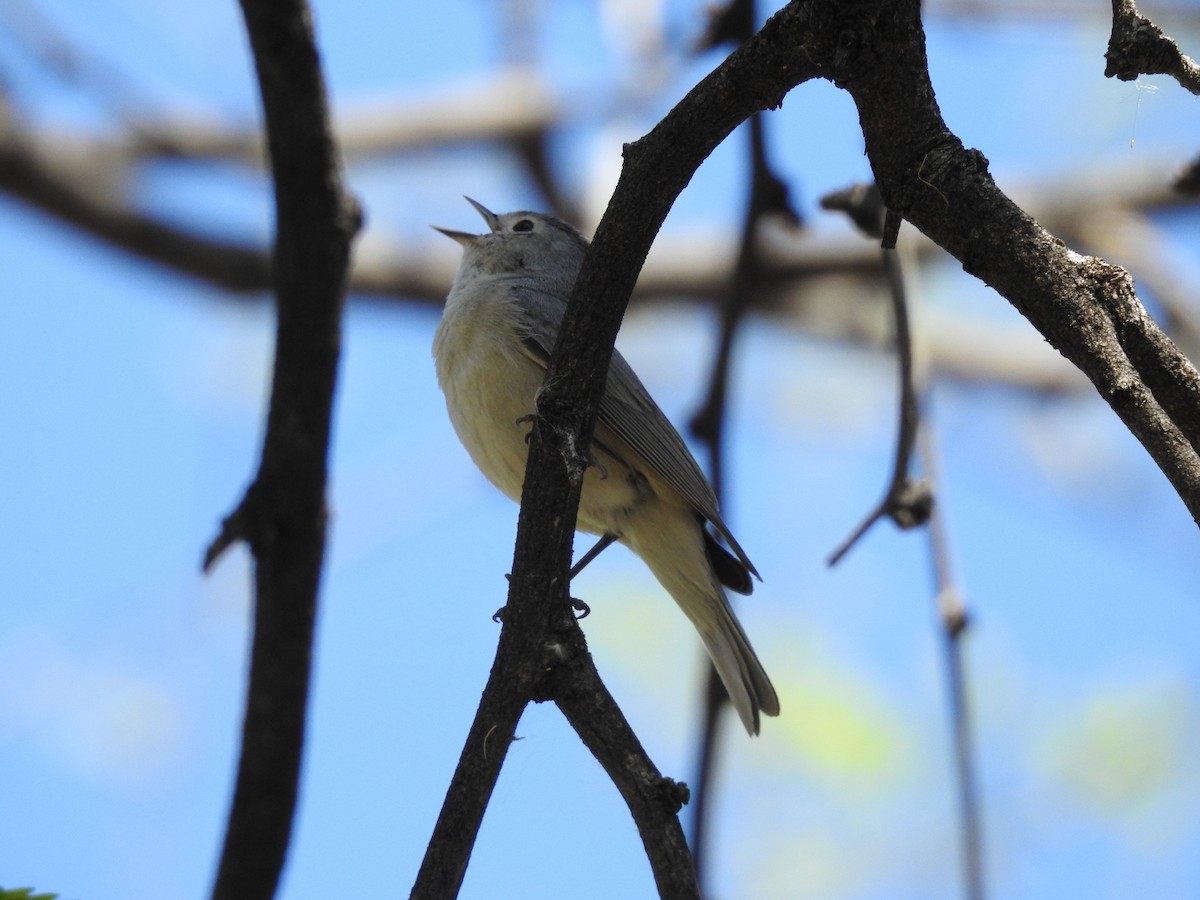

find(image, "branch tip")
[203,499,251,573]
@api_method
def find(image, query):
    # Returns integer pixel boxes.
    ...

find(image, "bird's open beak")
[431,225,477,245]
[463,196,500,231]
[432,196,501,244]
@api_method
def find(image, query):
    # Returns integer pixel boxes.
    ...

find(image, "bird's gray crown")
[436,198,590,288]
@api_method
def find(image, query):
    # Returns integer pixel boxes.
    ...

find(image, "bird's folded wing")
[514,285,757,578]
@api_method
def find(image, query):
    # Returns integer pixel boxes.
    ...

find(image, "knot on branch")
[655,777,691,814]
[203,475,328,571]
[941,596,971,637]
[339,192,366,237]
[532,387,592,486]
[1105,8,1176,81]
[525,605,587,704]
[887,478,933,530]
[821,182,885,238]
[888,138,961,216]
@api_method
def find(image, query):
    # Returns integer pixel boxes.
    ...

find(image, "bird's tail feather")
[627,513,779,735]
[695,595,780,735]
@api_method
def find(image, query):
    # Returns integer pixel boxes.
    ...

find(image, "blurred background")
[0,1,1198,898]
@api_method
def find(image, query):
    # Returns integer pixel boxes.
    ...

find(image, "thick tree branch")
[1105,0,1200,94]
[204,2,359,900]
[837,0,1200,523]
[413,5,825,894]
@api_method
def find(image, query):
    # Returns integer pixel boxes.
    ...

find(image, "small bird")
[432,198,779,735]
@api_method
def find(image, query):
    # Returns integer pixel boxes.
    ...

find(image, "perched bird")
[432,198,779,735]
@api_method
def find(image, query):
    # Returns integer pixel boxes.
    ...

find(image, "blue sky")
[1,2,1199,899]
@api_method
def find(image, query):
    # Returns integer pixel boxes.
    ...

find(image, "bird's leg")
[494,536,614,621]
[570,532,618,581]
[565,534,618,619]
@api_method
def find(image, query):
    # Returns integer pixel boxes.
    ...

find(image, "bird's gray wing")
[599,350,757,579]
[514,284,757,579]
[511,284,560,372]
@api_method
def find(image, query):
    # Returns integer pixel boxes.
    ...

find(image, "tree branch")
[838,0,1200,524]
[419,0,1200,886]
[204,2,359,899]
[826,177,986,900]
[824,188,932,565]
[0,121,273,291]
[919,427,985,900]
[550,618,699,899]
[413,4,825,894]
[0,104,1192,405]
[1105,0,1200,94]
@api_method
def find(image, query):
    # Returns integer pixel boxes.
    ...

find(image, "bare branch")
[1106,0,1200,95]
[688,104,800,887]
[205,2,359,899]
[686,1,806,867]
[0,109,1091,402]
[825,172,987,899]
[0,117,272,291]
[414,4,826,893]
[551,620,700,899]
[825,191,931,566]
[843,0,1200,524]
[919,427,985,900]
[136,69,563,165]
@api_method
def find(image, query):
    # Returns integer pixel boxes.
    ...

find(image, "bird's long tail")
[625,511,779,735]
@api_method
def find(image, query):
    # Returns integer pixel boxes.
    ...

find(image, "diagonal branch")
[550,618,699,899]
[412,4,826,895]
[838,0,1200,524]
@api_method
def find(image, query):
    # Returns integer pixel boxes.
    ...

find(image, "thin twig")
[552,618,700,900]
[686,2,804,873]
[827,197,931,566]
[688,101,800,879]
[821,193,986,895]
[896,223,984,900]
[920,427,984,900]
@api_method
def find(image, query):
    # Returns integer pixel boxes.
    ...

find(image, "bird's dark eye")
[512,219,535,233]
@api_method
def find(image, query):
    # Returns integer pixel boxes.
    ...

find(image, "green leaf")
[0,888,62,900]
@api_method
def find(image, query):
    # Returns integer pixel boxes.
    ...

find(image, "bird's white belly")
[435,305,646,536]
[436,325,540,504]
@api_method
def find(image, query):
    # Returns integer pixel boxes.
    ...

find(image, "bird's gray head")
[435,198,590,296]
